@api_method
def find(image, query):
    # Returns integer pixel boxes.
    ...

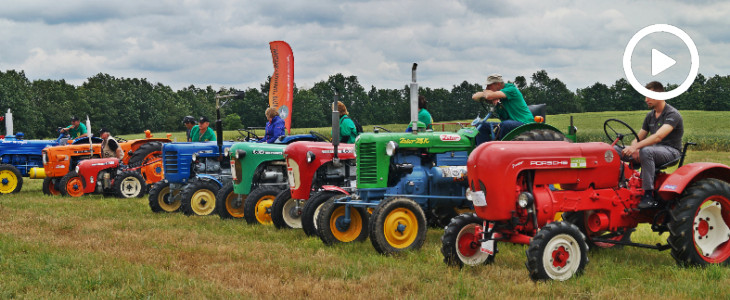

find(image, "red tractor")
[442,119,730,281]
[62,157,147,198]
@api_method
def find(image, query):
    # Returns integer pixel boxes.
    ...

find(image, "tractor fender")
[195,174,224,188]
[320,185,350,195]
[500,123,564,141]
[658,162,730,198]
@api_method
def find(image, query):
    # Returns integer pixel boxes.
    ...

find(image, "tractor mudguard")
[320,185,350,196]
[501,123,565,141]
[657,162,730,199]
[196,174,224,188]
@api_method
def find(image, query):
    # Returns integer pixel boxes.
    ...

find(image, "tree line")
[1,69,728,139]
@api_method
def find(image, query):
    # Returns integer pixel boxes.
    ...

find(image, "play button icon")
[623,24,699,100]
[651,49,676,76]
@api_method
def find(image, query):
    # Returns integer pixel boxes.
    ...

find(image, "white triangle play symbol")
[652,49,676,76]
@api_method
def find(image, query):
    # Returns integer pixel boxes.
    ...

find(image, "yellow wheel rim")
[157,186,181,212]
[383,207,418,249]
[0,170,19,194]
[65,177,85,197]
[225,192,245,218]
[254,195,275,225]
[329,206,363,242]
[191,189,216,215]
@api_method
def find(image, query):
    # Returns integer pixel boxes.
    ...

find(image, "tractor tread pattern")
[440,213,494,266]
[525,221,589,281]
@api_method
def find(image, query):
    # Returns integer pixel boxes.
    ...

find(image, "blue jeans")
[475,120,525,145]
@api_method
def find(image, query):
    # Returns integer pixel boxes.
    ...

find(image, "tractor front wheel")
[316,198,369,245]
[0,164,22,194]
[215,182,244,219]
[668,178,730,266]
[59,171,85,197]
[525,221,589,281]
[180,180,219,216]
[243,186,281,225]
[42,177,61,196]
[369,197,427,255]
[441,213,495,267]
[271,189,304,229]
[302,191,343,236]
[113,170,146,198]
[148,181,181,213]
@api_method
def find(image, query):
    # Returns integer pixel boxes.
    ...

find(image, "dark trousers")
[615,144,680,190]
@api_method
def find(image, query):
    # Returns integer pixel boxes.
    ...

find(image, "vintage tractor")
[58,157,149,198]
[441,118,730,281]
[316,64,573,255]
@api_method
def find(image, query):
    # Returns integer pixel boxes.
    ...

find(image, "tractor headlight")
[224,148,230,158]
[465,188,473,201]
[517,192,534,208]
[42,152,47,164]
[306,151,316,163]
[191,153,198,162]
[385,141,398,156]
[75,166,80,173]
[235,150,246,159]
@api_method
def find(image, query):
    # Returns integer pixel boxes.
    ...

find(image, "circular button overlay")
[622,24,699,100]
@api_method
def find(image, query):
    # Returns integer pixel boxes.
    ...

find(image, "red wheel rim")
[66,177,85,197]
[552,246,570,268]
[458,232,479,257]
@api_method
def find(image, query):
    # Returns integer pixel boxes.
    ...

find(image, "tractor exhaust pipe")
[410,63,418,134]
[5,109,12,137]
[331,92,341,165]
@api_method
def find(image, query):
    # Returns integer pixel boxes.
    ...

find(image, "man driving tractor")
[471,73,534,143]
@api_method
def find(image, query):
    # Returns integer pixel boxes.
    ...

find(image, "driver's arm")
[472,90,506,103]
[630,129,649,146]
[623,125,673,157]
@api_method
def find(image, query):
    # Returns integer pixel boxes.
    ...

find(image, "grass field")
[2,111,730,298]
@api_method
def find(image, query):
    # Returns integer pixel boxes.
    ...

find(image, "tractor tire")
[369,197,428,255]
[302,191,343,237]
[525,221,589,281]
[562,211,633,249]
[42,177,62,196]
[215,182,244,219]
[441,213,495,267]
[511,129,570,142]
[128,142,163,184]
[667,178,730,266]
[0,164,23,194]
[271,189,304,229]
[113,170,146,198]
[148,181,181,213]
[59,171,85,197]
[180,180,219,216]
[316,198,370,245]
[243,186,282,225]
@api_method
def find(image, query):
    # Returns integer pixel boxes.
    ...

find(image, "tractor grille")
[358,142,378,184]
[163,151,178,174]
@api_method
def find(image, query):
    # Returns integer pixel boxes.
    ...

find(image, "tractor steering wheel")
[603,119,639,148]
[309,131,331,142]
[237,128,261,142]
[373,126,391,133]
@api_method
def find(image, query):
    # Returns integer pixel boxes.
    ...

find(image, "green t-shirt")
[339,115,357,144]
[66,123,87,138]
[418,108,433,129]
[190,125,216,142]
[496,83,534,124]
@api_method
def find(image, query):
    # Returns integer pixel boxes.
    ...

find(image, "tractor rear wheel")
[369,197,427,255]
[316,198,369,245]
[271,189,304,229]
[563,211,632,249]
[42,177,61,196]
[525,221,589,281]
[0,164,23,194]
[511,129,570,142]
[113,170,146,198]
[128,142,164,184]
[243,186,281,225]
[215,182,244,219]
[668,178,730,266]
[302,191,343,236]
[60,171,85,197]
[148,181,180,213]
[441,213,495,267]
[180,180,219,216]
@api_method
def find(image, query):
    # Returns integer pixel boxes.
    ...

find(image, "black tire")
[59,171,85,197]
[215,182,245,219]
[113,170,147,198]
[180,180,219,216]
[148,181,181,213]
[271,189,304,229]
[243,186,282,225]
[316,198,370,245]
[42,177,62,196]
[128,142,162,167]
[511,129,570,142]
[0,164,23,194]
[441,213,495,267]
[369,197,428,255]
[562,211,632,249]
[668,178,730,266]
[302,191,343,236]
[525,221,589,281]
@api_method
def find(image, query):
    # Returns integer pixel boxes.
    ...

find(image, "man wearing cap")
[99,128,124,160]
[190,116,216,142]
[472,74,534,141]
[618,81,683,209]
[182,116,196,142]
[60,116,88,139]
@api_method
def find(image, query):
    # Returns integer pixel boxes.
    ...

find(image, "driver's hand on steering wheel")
[621,145,640,160]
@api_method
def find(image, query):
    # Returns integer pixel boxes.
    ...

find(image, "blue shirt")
[261,115,285,143]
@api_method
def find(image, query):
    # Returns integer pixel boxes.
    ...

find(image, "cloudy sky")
[1,0,728,92]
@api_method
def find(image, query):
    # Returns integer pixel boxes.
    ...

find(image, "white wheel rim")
[313,201,325,231]
[456,223,491,266]
[694,200,730,257]
[542,233,581,281]
[282,198,303,228]
[120,177,142,198]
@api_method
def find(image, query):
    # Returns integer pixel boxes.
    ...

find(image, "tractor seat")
[527,104,546,122]
[656,157,680,171]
